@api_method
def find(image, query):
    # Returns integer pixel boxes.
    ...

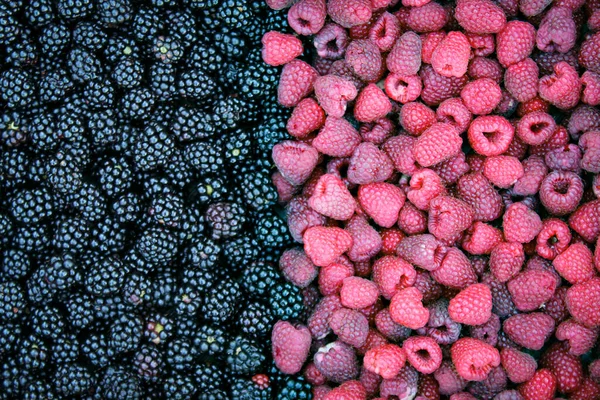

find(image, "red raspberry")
[387,31,422,76]
[436,98,472,133]
[434,361,468,396]
[314,75,358,118]
[418,374,441,400]
[319,263,353,296]
[277,59,319,107]
[389,287,430,329]
[369,12,401,52]
[396,234,447,271]
[313,385,331,400]
[261,31,304,67]
[347,142,393,185]
[466,33,495,57]
[461,221,503,255]
[329,59,365,91]
[287,98,326,139]
[421,31,446,64]
[420,298,463,345]
[358,182,405,228]
[496,21,536,67]
[304,226,353,267]
[467,365,508,399]
[571,378,600,400]
[513,155,548,196]
[431,152,470,185]
[566,277,600,327]
[432,247,478,289]
[519,369,557,400]
[507,269,558,312]
[273,171,299,202]
[266,0,295,9]
[359,367,381,398]
[516,111,556,145]
[340,276,379,310]
[380,229,405,256]
[490,242,525,282]
[329,307,370,348]
[540,342,583,394]
[539,171,584,216]
[313,23,348,59]
[467,116,514,157]
[482,155,524,189]
[467,56,503,83]
[354,83,392,123]
[287,0,326,35]
[504,58,539,103]
[553,242,595,284]
[582,71,600,106]
[382,135,420,175]
[537,6,577,54]
[397,202,428,235]
[302,166,326,198]
[421,65,469,106]
[314,341,360,383]
[428,196,475,242]
[500,348,537,384]
[324,380,367,400]
[530,126,569,158]
[327,0,372,28]
[517,96,550,117]
[363,344,407,379]
[375,308,411,341]
[414,271,443,304]
[448,283,492,325]
[345,39,382,82]
[407,169,445,210]
[407,2,448,32]
[450,338,501,381]
[430,31,470,78]
[580,130,600,173]
[457,173,504,221]
[503,312,555,350]
[502,202,542,243]
[535,218,571,260]
[272,321,312,374]
[356,328,388,356]
[308,174,356,221]
[309,295,343,339]
[482,272,518,318]
[403,336,443,374]
[539,61,581,110]
[567,105,600,139]
[286,197,327,243]
[384,74,422,104]
[372,256,416,300]
[519,0,552,16]
[346,215,383,262]
[279,248,319,288]
[413,123,462,167]
[360,118,394,145]
[399,102,436,136]
[272,141,319,186]
[313,116,362,158]
[379,366,420,399]
[569,200,600,242]
[556,319,599,356]
[455,0,507,33]
[460,78,502,115]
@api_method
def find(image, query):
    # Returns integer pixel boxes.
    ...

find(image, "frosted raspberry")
[467,56,503,83]
[435,361,468,396]
[553,242,595,284]
[432,247,478,289]
[457,173,504,221]
[329,307,370,348]
[407,2,448,32]
[387,31,422,76]
[308,174,356,221]
[375,309,411,341]
[461,222,502,255]
[389,287,430,329]
[382,135,420,175]
[428,196,474,242]
[314,341,360,383]
[448,283,492,325]
[482,156,524,189]
[455,0,507,33]
[507,269,558,312]
[346,215,382,262]
[516,111,557,145]
[278,60,319,107]
[262,31,304,67]
[287,0,326,35]
[421,31,446,64]
[313,385,332,400]
[273,171,299,203]
[403,336,443,374]
[358,183,405,228]
[272,141,319,186]
[539,61,581,110]
[512,155,547,197]
[556,319,599,356]
[502,202,542,243]
[566,277,600,327]
[413,123,462,167]
[504,58,539,103]
[490,242,525,282]
[280,248,319,288]
[363,344,406,379]
[372,256,416,300]
[530,125,569,158]
[503,312,555,350]
[540,342,583,394]
[348,142,393,185]
[314,75,358,118]
[384,74,422,104]
[305,362,327,386]
[431,152,471,185]
[286,197,327,243]
[313,57,335,75]
[580,130,600,173]
[313,116,361,158]
[500,348,537,384]
[272,321,312,374]
[466,33,495,57]
[451,338,501,382]
[467,116,514,156]
[360,118,394,145]
[340,276,379,310]
[319,263,353,296]
[287,98,326,139]
[494,89,519,116]
[539,171,584,216]
[582,71,600,106]
[430,31,471,78]
[309,295,343,339]
[304,226,353,267]
[366,12,400,52]
[379,366,420,399]
[399,101,436,136]
[345,39,382,82]
[327,0,372,28]
[519,0,552,15]
[518,369,557,400]
[407,169,445,210]
[460,78,502,115]
[396,234,447,271]
[567,105,600,140]
[544,285,569,323]
[421,65,469,106]
[313,23,348,59]
[397,202,428,235]
[436,98,472,133]
[354,83,392,122]
[537,6,577,54]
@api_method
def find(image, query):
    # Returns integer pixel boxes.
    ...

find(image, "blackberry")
[5,30,38,67]
[119,87,156,120]
[276,376,313,400]
[71,183,108,222]
[231,376,272,400]
[150,63,176,100]
[12,223,52,258]
[22,379,56,400]
[175,284,204,315]
[199,390,229,400]
[29,306,65,339]
[132,8,163,43]
[217,0,254,29]
[213,26,248,60]
[28,112,58,152]
[254,209,293,248]
[133,123,176,171]
[98,156,133,197]
[47,150,83,195]
[53,363,96,397]
[99,367,142,400]
[237,301,274,338]
[149,193,184,227]
[44,252,82,291]
[85,256,128,296]
[55,106,86,141]
[177,68,217,101]
[73,21,107,51]
[166,338,196,370]
[202,278,241,324]
[2,248,31,279]
[146,272,177,309]
[0,322,20,356]
[122,272,150,305]
[225,335,266,375]
[38,23,71,59]
[17,334,49,370]
[26,0,54,27]
[165,150,196,189]
[163,373,196,400]
[0,68,35,109]
[241,261,279,297]
[2,357,32,397]
[108,312,142,354]
[205,201,246,239]
[56,0,94,20]
[93,294,134,321]
[239,167,278,211]
[82,332,115,367]
[172,106,216,141]
[269,281,304,321]
[96,0,133,26]
[184,237,221,270]
[190,176,229,205]
[0,280,26,321]
[52,334,79,363]
[112,192,142,225]
[219,129,253,172]
[0,111,28,147]
[194,325,227,358]
[153,35,183,64]
[1,147,31,186]
[112,58,144,88]
[83,80,115,109]
[187,42,224,74]
[65,291,95,329]
[144,313,173,345]
[211,96,245,131]
[67,47,101,83]
[184,141,224,175]
[222,235,260,272]
[165,10,198,47]
[193,364,225,391]
[104,34,139,63]
[39,68,75,103]
[134,344,163,381]
[136,227,179,264]
[52,216,91,253]
[88,109,119,146]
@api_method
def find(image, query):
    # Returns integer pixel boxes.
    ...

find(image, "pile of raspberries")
[262,0,600,399]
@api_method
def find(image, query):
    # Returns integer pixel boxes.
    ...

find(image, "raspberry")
[396,235,447,273]
[287,98,326,139]
[436,98,472,134]
[379,229,405,256]
[340,276,379,310]
[496,21,536,67]
[461,222,503,255]
[502,202,542,243]
[428,196,474,242]
[389,287,430,329]
[308,174,355,221]
[314,23,349,59]
[357,183,404,228]
[569,200,600,242]
[273,171,299,202]
[363,344,406,379]
[399,102,436,136]
[567,105,600,139]
[379,366,420,398]
[368,12,400,52]
[345,39,382,82]
[372,256,416,300]
[519,0,552,16]
[303,226,353,267]
[431,152,471,185]
[273,141,320,186]
[261,31,304,67]
[397,202,428,235]
[571,378,600,400]
[503,312,555,350]
[490,242,525,282]
[278,59,319,107]
[387,31,422,76]
[535,218,571,260]
[500,348,537,384]
[346,215,383,262]
[519,369,557,400]
[329,307,370,348]
[413,123,462,167]
[381,135,420,175]
[515,111,557,145]
[266,0,295,9]
[504,58,539,103]
[360,118,394,144]
[419,299,462,346]
[467,116,514,157]
[279,248,319,288]
[466,33,495,57]
[314,341,360,383]
[359,368,381,398]
[327,0,372,28]
[347,142,394,185]
[539,171,584,216]
[434,361,468,395]
[418,374,441,399]
[450,338,501,381]
[287,196,327,243]
[468,57,503,83]
[329,60,365,91]
[403,336,443,374]
[580,130,600,173]
[512,155,548,197]
[540,342,584,394]
[323,380,367,400]
[314,75,359,118]
[448,283,492,325]
[482,155,524,189]
[272,321,312,374]
[354,83,392,123]
[579,32,600,73]
[309,295,343,338]
[460,78,502,115]
[507,269,558,312]
[319,263,353,296]
[407,169,445,210]
[555,319,599,356]
[384,74,422,104]
[553,242,595,284]
[430,31,471,78]
[432,247,478,289]
[457,173,504,221]
[582,71,600,106]
[407,2,449,33]
[566,277,600,327]
[536,6,577,53]
[517,96,550,117]
[421,65,469,106]
[356,328,388,356]
[455,0,507,33]
[421,31,447,64]
[287,0,327,35]
[313,116,362,158]
[468,365,508,398]
[539,61,581,110]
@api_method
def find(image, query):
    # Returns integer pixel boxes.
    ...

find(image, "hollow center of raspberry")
[298,18,311,28]
[326,40,339,53]
[530,122,547,134]
[416,349,431,361]
[553,179,570,195]
[482,130,498,142]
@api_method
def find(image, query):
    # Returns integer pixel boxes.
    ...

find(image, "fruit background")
[1,0,600,399]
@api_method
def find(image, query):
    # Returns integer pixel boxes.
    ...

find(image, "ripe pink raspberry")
[530,125,569,157]
[356,328,388,356]
[287,98,326,139]
[468,56,503,83]
[329,307,370,348]
[369,12,401,52]
[323,380,367,400]
[327,0,372,28]
[516,111,557,145]
[287,0,326,35]
[496,21,536,67]
[539,61,581,110]
[579,32,600,74]
[418,299,462,345]
[582,71,600,106]
[535,218,571,260]
[571,378,600,400]
[407,169,445,210]
[407,2,448,32]
[303,226,353,267]
[346,215,382,262]
[513,155,548,196]
[567,105,600,139]
[363,344,407,379]
[313,23,348,59]
[536,6,577,53]
[553,242,595,284]
[329,59,365,91]
[360,118,394,145]
[539,171,584,216]
[519,0,552,16]
[432,247,478,289]
[354,84,392,123]
[507,269,558,312]
[490,242,525,282]
[313,116,361,158]
[556,319,599,356]
[279,248,319,288]
[379,365,420,399]
[519,369,557,400]
[461,221,503,255]
[384,74,422,104]
[340,276,379,310]
[387,31,422,76]
[467,116,514,156]
[309,295,343,339]
[467,365,508,398]
[517,96,550,117]
[372,256,416,300]
[566,277,600,327]
[580,130,600,173]
[396,234,447,272]
[319,263,353,296]
[261,31,304,67]
[482,155,524,188]
[418,374,441,399]
[481,272,517,318]
[399,101,436,136]
[455,0,507,33]
[431,152,470,185]
[277,59,319,107]
[503,312,555,350]
[266,0,295,9]
[460,78,502,115]
[466,33,495,57]
[428,196,475,242]
[358,183,405,228]
[500,348,537,384]
[308,174,356,221]
[389,287,430,329]
[286,197,327,243]
[359,368,381,398]
[397,202,428,235]
[421,31,446,64]
[448,283,492,325]
[421,65,469,106]
[272,321,312,374]
[569,200,600,242]
[305,362,326,385]
[380,228,405,256]
[504,58,539,103]
[450,338,501,381]
[430,31,471,78]
[457,173,504,221]
[413,123,462,167]
[403,336,443,374]
[314,75,358,118]
[345,39,382,82]
[347,142,393,185]
[382,135,420,175]
[375,308,411,341]
[435,361,468,395]
[540,342,583,394]
[272,171,299,202]
[502,202,542,243]
[314,341,360,383]
[272,141,319,186]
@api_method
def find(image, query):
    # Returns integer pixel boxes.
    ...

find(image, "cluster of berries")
[263,0,600,399]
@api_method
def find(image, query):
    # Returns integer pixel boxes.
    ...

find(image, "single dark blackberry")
[28,306,65,339]
[57,0,93,20]
[174,283,204,316]
[193,364,225,392]
[222,235,259,273]
[140,173,174,199]
[73,21,107,51]
[269,281,304,321]
[104,34,139,63]
[44,252,82,291]
[112,192,142,225]
[98,156,133,197]
[108,312,142,354]
[146,272,176,309]
[122,272,150,306]
[65,291,95,329]
[202,278,241,324]
[99,367,142,400]
[96,0,133,26]
[52,334,79,364]
[184,237,221,270]
[239,167,278,211]
[83,80,115,109]
[39,68,75,104]
[164,151,196,190]
[1,248,31,279]
[133,123,176,171]
[53,363,96,397]
[194,325,227,359]
[276,376,313,400]
[132,8,163,43]
[211,96,245,131]
[38,23,71,59]
[254,209,293,248]
[172,106,216,141]
[0,111,28,148]
[237,301,274,338]
[241,261,279,297]
[88,109,119,146]
[0,68,35,109]
[136,227,179,264]
[166,338,196,371]
[217,0,254,29]
[231,376,273,400]
[26,0,54,27]
[17,334,49,371]
[67,47,102,83]
[119,87,156,120]
[8,186,54,224]
[55,105,86,141]
[0,322,20,357]
[144,313,173,345]
[163,373,196,400]
[2,357,32,397]
[226,335,266,375]
[27,112,58,152]
[85,256,128,296]
[134,344,163,381]
[205,201,246,240]
[265,7,292,32]
[93,294,135,321]
[12,223,51,259]
[152,35,183,64]
[186,42,224,74]
[177,68,217,101]
[183,141,224,175]
[198,390,229,400]
[190,175,229,205]
[52,216,91,253]
[47,150,83,195]
[112,58,144,88]
[150,62,176,100]
[5,30,38,67]
[22,379,56,400]
[70,182,107,222]
[148,193,183,228]
[213,25,248,60]
[236,62,276,100]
